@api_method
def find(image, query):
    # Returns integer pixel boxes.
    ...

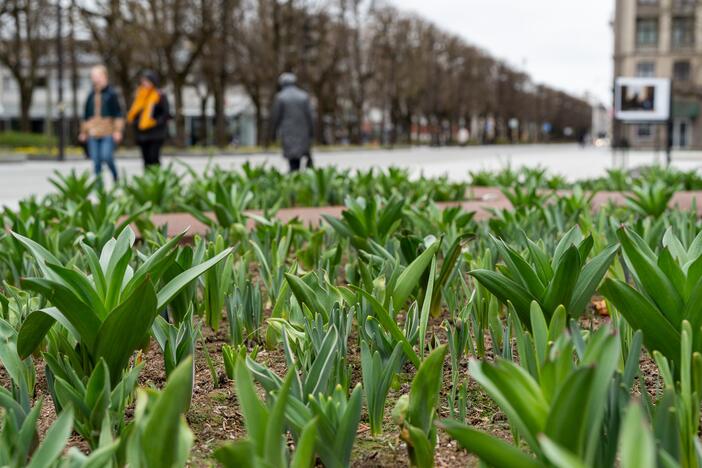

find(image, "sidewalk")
[4,144,702,210]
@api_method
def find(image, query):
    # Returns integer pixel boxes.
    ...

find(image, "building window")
[673,60,691,81]
[638,0,658,4]
[636,61,656,77]
[636,18,658,47]
[672,16,695,48]
[637,124,653,138]
[34,76,48,88]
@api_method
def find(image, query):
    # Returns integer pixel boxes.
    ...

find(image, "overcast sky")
[398,0,614,106]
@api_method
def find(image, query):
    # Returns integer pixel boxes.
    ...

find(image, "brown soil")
[0,302,660,468]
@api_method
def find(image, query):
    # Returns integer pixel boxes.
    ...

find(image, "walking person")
[127,71,170,169]
[78,65,123,186]
[270,73,315,172]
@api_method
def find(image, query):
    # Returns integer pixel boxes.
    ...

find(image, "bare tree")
[0,0,52,131]
[231,0,283,146]
[198,0,236,146]
[77,0,149,143]
[134,0,215,146]
[1,0,591,144]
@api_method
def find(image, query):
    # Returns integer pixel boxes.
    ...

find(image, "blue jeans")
[87,136,118,183]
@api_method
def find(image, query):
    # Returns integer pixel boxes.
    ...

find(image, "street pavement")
[2,143,702,208]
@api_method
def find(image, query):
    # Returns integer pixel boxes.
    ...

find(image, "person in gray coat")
[270,73,315,172]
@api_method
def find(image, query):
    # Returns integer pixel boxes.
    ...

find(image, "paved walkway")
[3,144,702,209]
[139,187,702,239]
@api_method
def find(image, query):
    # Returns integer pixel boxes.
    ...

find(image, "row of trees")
[0,0,592,146]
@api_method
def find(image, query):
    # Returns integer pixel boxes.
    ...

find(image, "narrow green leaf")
[94,277,159,382]
[544,367,594,453]
[264,370,295,467]
[441,419,543,468]
[567,243,618,316]
[235,357,268,451]
[285,272,328,321]
[539,435,587,468]
[20,278,100,352]
[26,406,74,468]
[600,278,680,365]
[352,287,420,367]
[142,357,195,468]
[542,245,580,317]
[618,226,683,325]
[619,402,656,468]
[419,256,437,358]
[469,269,534,326]
[408,345,447,434]
[157,247,233,309]
[393,241,440,310]
[290,417,318,468]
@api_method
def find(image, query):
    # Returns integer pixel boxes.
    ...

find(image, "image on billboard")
[614,77,670,121]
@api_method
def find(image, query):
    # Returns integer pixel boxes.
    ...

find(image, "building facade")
[613,0,702,149]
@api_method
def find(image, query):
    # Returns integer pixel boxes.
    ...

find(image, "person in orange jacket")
[127,70,171,168]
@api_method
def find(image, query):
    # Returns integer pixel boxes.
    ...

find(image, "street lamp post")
[56,0,65,161]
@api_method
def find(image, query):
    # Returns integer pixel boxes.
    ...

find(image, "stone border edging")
[128,187,702,239]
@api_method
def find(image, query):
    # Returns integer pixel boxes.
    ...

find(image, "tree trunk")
[213,85,227,147]
[316,107,325,145]
[173,81,186,147]
[252,95,264,147]
[199,95,208,145]
[118,70,136,145]
[19,85,33,132]
[69,3,80,141]
[351,101,363,145]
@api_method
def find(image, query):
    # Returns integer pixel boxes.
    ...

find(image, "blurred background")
[0,0,605,153]
[0,0,699,159]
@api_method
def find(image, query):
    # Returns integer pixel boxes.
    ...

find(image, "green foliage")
[393,345,448,467]
[600,226,702,373]
[152,310,197,408]
[442,325,621,467]
[6,164,702,467]
[181,178,254,231]
[501,183,552,210]
[201,235,234,331]
[121,357,195,468]
[215,359,317,468]
[300,384,362,468]
[0,318,35,414]
[626,179,678,218]
[13,228,231,380]
[322,195,405,251]
[360,340,403,435]
[48,357,140,447]
[0,131,56,148]
[0,400,74,468]
[470,226,617,325]
[646,321,702,467]
[122,165,185,212]
[49,170,96,201]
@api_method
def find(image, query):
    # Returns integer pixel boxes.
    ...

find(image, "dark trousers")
[138,140,163,168]
[288,153,314,172]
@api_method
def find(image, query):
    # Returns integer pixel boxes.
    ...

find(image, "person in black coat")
[270,73,315,172]
[127,71,170,168]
